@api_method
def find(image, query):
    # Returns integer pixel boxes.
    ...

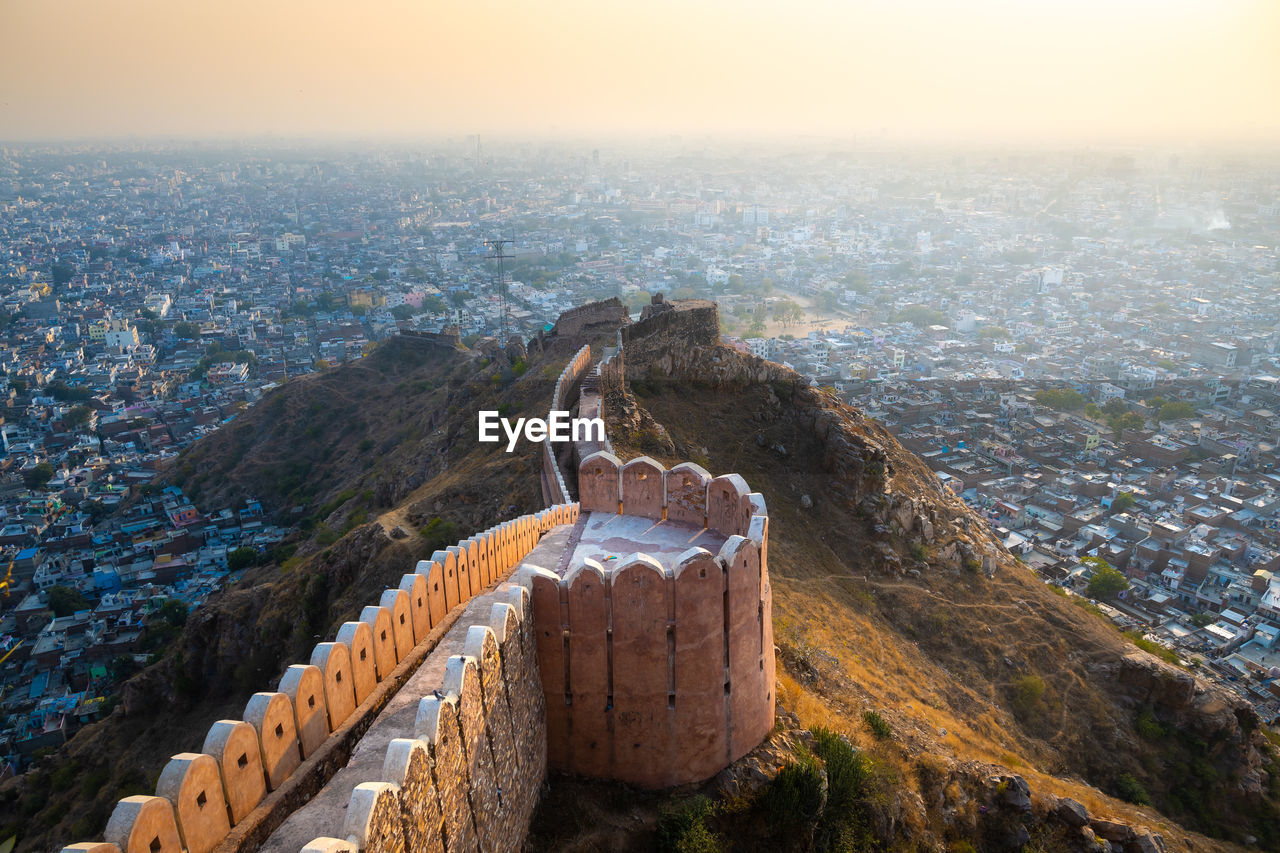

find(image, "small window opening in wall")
[237,753,249,769]
[683,477,692,487]
[434,583,439,592]
[360,649,367,661]
[308,695,316,708]
[150,838,162,853]
[381,630,387,642]
[335,671,343,683]
[637,471,647,481]
[400,613,406,624]
[196,791,208,809]
[418,597,424,608]
[668,693,676,710]
[699,567,707,578]
[275,723,284,738]
[724,681,731,695]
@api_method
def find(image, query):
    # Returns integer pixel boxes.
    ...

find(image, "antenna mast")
[484,236,515,346]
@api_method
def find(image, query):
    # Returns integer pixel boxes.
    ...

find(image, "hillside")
[555,303,1280,852]
[0,332,594,851]
[8,303,1279,853]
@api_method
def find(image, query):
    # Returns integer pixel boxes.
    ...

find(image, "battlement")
[527,452,774,789]
[66,505,578,853]
[541,344,592,505]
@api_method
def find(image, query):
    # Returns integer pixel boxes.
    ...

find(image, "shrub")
[862,710,893,740]
[909,543,928,562]
[761,755,826,832]
[1136,708,1167,741]
[420,516,459,552]
[1115,773,1150,805]
[1124,631,1181,666]
[1011,674,1046,719]
[657,797,721,853]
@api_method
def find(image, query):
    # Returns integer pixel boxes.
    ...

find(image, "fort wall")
[70,504,578,853]
[541,344,593,505]
[533,451,775,789]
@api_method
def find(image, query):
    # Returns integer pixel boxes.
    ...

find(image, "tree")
[841,270,870,294]
[1085,403,1102,420]
[978,326,1010,340]
[1111,492,1136,513]
[895,304,945,328]
[1101,398,1129,417]
[24,462,54,490]
[1108,411,1145,440]
[64,405,93,430]
[51,263,75,288]
[157,599,188,628]
[390,304,416,321]
[1034,388,1087,411]
[227,547,257,572]
[773,299,802,329]
[1157,401,1195,422]
[173,321,201,340]
[1084,557,1129,599]
[48,585,90,617]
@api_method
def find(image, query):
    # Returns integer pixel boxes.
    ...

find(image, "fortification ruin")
[60,311,775,853]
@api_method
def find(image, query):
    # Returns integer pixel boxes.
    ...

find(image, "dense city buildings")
[1,140,1279,767]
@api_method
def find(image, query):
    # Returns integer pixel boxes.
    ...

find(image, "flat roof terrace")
[552,511,728,577]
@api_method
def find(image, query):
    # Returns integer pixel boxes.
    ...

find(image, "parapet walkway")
[258,525,574,852]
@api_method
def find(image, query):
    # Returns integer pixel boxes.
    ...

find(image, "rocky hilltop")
[5,301,1278,853]
[561,298,1279,852]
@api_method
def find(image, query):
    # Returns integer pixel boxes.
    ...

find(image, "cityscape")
[2,141,1278,767]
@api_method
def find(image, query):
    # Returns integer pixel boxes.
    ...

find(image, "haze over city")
[3,0,1279,144]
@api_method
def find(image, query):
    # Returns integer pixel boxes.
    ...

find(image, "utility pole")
[484,236,514,346]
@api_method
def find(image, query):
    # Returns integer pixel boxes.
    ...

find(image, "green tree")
[895,304,945,328]
[1084,557,1129,599]
[841,270,869,293]
[390,304,416,321]
[978,326,1010,339]
[48,585,90,617]
[773,299,802,329]
[1111,492,1136,513]
[1085,403,1102,420]
[1034,388,1087,411]
[173,321,201,340]
[64,405,93,430]
[1101,398,1129,417]
[52,262,76,287]
[1157,401,1195,422]
[227,547,257,572]
[1108,411,1146,439]
[25,462,54,490]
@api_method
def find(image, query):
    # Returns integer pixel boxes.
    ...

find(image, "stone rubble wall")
[542,344,593,505]
[66,504,578,853]
[534,450,776,789]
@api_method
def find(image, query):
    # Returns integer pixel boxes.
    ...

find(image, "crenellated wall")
[541,344,593,505]
[66,505,579,853]
[304,581,546,853]
[531,451,775,789]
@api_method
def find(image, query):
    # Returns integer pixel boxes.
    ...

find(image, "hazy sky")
[2,0,1278,144]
